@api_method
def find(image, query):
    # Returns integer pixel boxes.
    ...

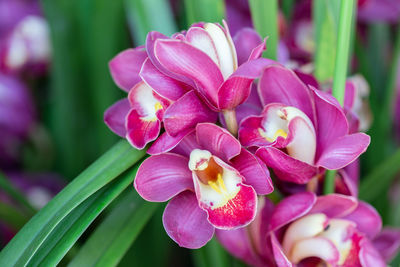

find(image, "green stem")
[324,0,355,195]
[249,0,278,60]
[223,109,238,136]
[183,0,225,27]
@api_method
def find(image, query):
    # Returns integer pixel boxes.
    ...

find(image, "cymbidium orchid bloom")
[217,193,400,267]
[134,123,273,248]
[238,66,370,184]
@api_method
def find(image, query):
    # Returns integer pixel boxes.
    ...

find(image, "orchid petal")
[270,234,293,267]
[104,98,130,137]
[343,201,382,239]
[140,58,189,101]
[230,148,273,195]
[162,191,214,249]
[317,133,370,170]
[309,194,358,218]
[125,109,160,150]
[233,28,262,65]
[147,129,193,155]
[154,39,224,107]
[134,153,193,202]
[372,228,400,261]
[163,91,217,137]
[109,48,147,91]
[359,237,386,267]
[172,131,201,157]
[256,147,317,184]
[186,27,220,67]
[238,115,269,147]
[196,123,241,161]
[269,192,316,232]
[290,237,340,264]
[258,65,315,123]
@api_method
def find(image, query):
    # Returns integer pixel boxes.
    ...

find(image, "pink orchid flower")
[238,65,370,184]
[134,123,273,248]
[146,21,277,134]
[217,193,400,267]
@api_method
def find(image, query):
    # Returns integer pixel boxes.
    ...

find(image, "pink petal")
[104,98,130,137]
[196,123,241,161]
[217,58,277,110]
[258,65,315,123]
[312,88,349,159]
[343,201,382,239]
[309,194,358,218]
[256,147,317,184]
[359,236,386,267]
[316,133,371,170]
[230,148,273,195]
[290,237,340,265]
[233,28,262,65]
[185,27,219,66]
[134,153,193,202]
[344,81,356,110]
[270,234,293,267]
[147,129,194,155]
[238,115,269,147]
[109,48,147,92]
[125,109,160,150]
[171,131,202,157]
[372,228,400,261]
[163,191,214,248]
[202,183,257,229]
[140,58,190,101]
[163,91,217,137]
[294,70,319,89]
[269,192,316,232]
[154,39,224,107]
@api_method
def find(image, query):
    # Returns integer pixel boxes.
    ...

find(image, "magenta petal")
[163,191,214,248]
[140,58,189,101]
[134,153,193,202]
[163,91,217,137]
[238,115,269,147]
[125,109,160,150]
[269,192,316,232]
[270,234,293,267]
[196,123,241,161]
[309,194,358,218]
[104,99,130,137]
[256,147,317,184]
[258,65,315,122]
[294,70,319,89]
[316,133,370,170]
[372,228,400,261]
[154,39,224,107]
[147,129,193,155]
[312,88,349,158]
[217,58,277,110]
[216,229,263,267]
[230,148,273,195]
[359,237,386,267]
[233,28,262,65]
[109,48,147,92]
[343,202,382,239]
[172,131,202,157]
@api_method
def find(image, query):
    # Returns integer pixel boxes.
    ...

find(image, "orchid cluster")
[105,20,400,266]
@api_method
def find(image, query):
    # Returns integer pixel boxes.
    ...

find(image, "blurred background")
[0,0,399,266]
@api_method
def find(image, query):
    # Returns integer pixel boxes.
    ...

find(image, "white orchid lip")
[259,104,317,164]
[189,149,241,210]
[131,82,163,122]
[282,213,358,265]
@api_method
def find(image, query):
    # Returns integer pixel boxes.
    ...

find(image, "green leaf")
[0,202,29,230]
[359,148,400,202]
[0,140,145,267]
[183,0,225,27]
[0,172,36,215]
[192,238,231,267]
[68,190,158,267]
[125,0,178,45]
[249,0,278,60]
[27,165,141,266]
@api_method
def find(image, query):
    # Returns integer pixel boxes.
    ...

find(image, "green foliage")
[184,0,225,27]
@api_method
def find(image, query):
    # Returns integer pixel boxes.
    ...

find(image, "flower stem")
[223,109,238,136]
[324,0,355,195]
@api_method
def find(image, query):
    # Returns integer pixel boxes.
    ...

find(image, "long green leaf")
[192,238,231,267]
[0,202,29,230]
[125,0,178,45]
[28,165,141,266]
[68,190,158,267]
[249,0,278,60]
[359,148,400,202]
[0,140,145,266]
[183,0,225,27]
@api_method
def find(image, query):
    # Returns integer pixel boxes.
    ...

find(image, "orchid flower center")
[259,105,316,164]
[133,83,163,122]
[189,149,241,209]
[282,213,358,265]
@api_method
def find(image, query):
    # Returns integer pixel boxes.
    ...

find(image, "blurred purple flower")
[358,0,400,23]
[134,123,273,248]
